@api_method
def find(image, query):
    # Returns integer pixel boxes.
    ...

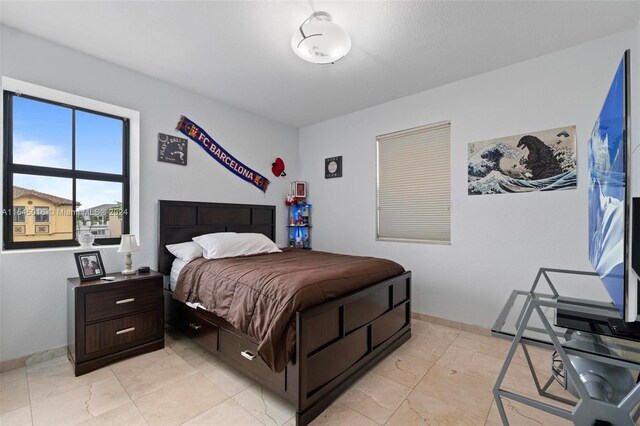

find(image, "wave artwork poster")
[468,126,577,195]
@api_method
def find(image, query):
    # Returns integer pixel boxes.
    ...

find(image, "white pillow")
[166,241,203,262]
[198,233,281,259]
[192,232,238,258]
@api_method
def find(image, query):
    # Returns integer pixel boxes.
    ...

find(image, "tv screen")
[588,50,631,320]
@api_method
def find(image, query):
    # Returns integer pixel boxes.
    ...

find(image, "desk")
[491,268,640,425]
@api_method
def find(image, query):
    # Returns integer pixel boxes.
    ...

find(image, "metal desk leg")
[493,301,536,425]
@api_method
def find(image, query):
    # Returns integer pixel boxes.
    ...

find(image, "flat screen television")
[588,49,639,323]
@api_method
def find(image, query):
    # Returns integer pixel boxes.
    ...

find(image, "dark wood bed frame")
[158,200,411,425]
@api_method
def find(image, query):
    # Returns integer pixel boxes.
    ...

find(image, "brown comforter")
[173,249,404,372]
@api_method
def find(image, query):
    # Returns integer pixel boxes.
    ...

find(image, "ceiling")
[1,1,639,128]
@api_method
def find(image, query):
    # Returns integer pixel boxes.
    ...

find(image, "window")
[376,121,451,243]
[13,206,25,222]
[34,207,50,223]
[3,91,129,249]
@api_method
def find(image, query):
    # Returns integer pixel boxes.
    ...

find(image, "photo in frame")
[292,181,307,198]
[74,250,106,281]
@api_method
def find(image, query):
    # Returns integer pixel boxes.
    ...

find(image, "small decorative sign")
[292,181,307,198]
[325,156,342,179]
[158,133,188,166]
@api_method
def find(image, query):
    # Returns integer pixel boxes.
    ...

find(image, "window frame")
[2,90,130,250]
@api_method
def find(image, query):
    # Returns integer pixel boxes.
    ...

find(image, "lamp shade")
[118,234,139,253]
[291,11,351,64]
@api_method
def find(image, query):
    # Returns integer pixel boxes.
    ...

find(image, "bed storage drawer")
[218,328,284,390]
[185,310,219,351]
[85,310,163,355]
[85,280,160,322]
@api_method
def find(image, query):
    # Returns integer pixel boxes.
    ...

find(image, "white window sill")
[2,245,120,255]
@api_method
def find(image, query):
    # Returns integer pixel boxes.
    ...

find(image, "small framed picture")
[325,156,342,179]
[158,133,188,166]
[74,251,106,281]
[292,181,307,198]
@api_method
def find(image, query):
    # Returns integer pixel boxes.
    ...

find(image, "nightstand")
[67,271,164,376]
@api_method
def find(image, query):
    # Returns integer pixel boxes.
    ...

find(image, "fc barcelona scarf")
[176,116,270,192]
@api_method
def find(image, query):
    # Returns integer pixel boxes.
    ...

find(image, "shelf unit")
[287,203,311,249]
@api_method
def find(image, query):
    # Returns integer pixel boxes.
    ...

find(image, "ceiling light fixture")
[291,11,351,64]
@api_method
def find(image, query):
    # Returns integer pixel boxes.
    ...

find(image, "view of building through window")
[5,94,128,248]
[10,182,123,242]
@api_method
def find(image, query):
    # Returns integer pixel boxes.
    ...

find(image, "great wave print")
[588,55,626,317]
[468,126,577,196]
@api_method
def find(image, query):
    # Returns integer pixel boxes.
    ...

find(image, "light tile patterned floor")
[0,318,574,426]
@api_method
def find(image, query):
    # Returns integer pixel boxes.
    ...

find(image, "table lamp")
[118,234,139,275]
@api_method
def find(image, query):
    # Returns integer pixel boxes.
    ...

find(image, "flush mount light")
[291,11,351,64]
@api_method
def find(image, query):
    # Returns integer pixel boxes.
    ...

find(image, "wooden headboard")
[158,200,276,275]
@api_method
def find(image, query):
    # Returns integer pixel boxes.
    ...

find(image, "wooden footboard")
[294,271,411,424]
[165,271,411,425]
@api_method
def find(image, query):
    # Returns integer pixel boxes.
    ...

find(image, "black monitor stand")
[556,300,640,340]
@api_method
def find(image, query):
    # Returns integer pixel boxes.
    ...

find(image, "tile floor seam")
[239,398,268,426]
[349,403,385,426]
[110,364,150,426]
[174,395,234,426]
[130,399,151,426]
[170,348,260,426]
[25,367,35,426]
[109,363,151,426]
[383,327,462,424]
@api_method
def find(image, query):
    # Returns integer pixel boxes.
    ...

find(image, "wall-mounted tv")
[588,49,639,322]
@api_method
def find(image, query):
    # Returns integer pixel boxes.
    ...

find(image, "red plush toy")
[271,158,286,177]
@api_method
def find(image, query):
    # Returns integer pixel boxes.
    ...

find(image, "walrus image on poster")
[467,125,577,195]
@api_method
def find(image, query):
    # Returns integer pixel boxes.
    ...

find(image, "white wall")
[0,26,299,361]
[298,29,639,328]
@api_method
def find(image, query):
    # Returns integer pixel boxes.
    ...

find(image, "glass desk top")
[492,289,640,367]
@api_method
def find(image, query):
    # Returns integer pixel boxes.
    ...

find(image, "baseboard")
[1,345,67,373]
[411,311,491,336]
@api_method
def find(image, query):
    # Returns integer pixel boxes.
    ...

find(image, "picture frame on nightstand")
[74,251,106,281]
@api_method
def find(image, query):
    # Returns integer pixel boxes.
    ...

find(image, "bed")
[159,200,412,425]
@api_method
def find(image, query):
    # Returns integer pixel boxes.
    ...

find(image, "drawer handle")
[241,350,257,361]
[116,298,135,305]
[189,323,202,331]
[116,327,135,335]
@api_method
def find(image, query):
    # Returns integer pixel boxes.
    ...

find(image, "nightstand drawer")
[85,279,160,322]
[85,310,162,355]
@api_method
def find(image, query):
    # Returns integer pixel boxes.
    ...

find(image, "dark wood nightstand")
[67,271,164,376]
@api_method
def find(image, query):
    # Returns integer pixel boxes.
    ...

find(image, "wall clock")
[325,156,342,179]
[158,133,188,166]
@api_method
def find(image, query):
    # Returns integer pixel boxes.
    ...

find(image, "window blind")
[376,121,451,243]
